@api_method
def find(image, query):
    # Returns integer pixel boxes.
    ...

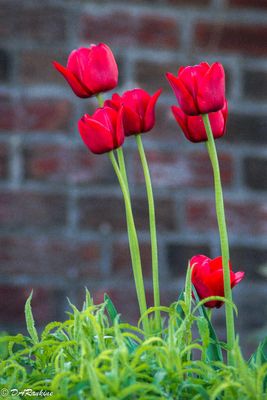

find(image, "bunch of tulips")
[53,43,245,366]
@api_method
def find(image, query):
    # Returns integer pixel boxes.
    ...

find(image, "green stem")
[109,151,149,335]
[135,134,161,332]
[117,147,130,196]
[96,93,104,107]
[202,113,235,365]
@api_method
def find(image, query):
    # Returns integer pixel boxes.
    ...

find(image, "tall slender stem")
[117,147,130,196]
[202,113,235,365]
[135,134,161,331]
[109,151,149,335]
[96,93,104,107]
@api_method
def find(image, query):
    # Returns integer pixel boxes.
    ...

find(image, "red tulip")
[78,106,124,154]
[166,62,225,116]
[172,101,228,143]
[190,255,244,308]
[104,88,162,136]
[53,43,118,98]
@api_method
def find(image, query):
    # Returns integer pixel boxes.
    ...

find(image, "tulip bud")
[190,255,244,308]
[105,88,162,136]
[78,106,124,154]
[166,62,225,116]
[172,101,228,143]
[53,43,118,98]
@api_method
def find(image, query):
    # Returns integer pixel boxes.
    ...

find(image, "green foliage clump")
[0,288,266,400]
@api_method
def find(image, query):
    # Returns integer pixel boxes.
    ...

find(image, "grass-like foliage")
[0,284,266,400]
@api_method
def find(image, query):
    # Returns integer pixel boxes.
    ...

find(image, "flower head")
[53,43,118,98]
[172,101,228,142]
[166,62,225,116]
[78,106,124,154]
[105,88,162,136]
[190,255,244,308]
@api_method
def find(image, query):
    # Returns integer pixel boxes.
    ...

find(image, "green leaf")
[175,290,185,321]
[25,291,39,344]
[248,336,267,366]
[104,293,120,323]
[104,293,137,353]
[192,285,223,362]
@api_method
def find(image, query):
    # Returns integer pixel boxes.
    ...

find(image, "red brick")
[227,113,267,143]
[0,95,15,131]
[90,0,210,4]
[151,103,183,142]
[78,195,177,232]
[231,246,267,281]
[23,144,72,183]
[0,49,11,82]
[243,69,267,101]
[135,59,181,93]
[0,144,8,180]
[0,236,101,280]
[69,147,116,186]
[0,285,64,326]
[0,4,66,43]
[167,243,211,277]
[23,143,115,185]
[0,190,67,230]
[167,0,210,5]
[18,98,73,132]
[167,242,213,278]
[137,15,179,49]
[84,284,182,324]
[134,150,233,188]
[186,199,267,236]
[243,157,267,191]
[228,0,267,9]
[81,12,138,47]
[112,240,152,278]
[195,22,267,56]
[92,286,140,322]
[19,50,68,84]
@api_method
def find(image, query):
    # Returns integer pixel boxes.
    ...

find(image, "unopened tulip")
[190,255,244,308]
[166,62,225,116]
[105,88,162,136]
[172,101,228,143]
[53,43,118,98]
[78,106,124,154]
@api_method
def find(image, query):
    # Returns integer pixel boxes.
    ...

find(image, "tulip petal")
[53,61,91,98]
[93,107,117,134]
[190,255,210,282]
[67,47,92,80]
[78,116,114,154]
[83,43,118,94]
[122,105,141,136]
[171,106,192,141]
[166,72,199,115]
[104,93,122,110]
[143,88,162,132]
[115,107,125,147]
[197,62,225,114]
[232,271,245,287]
[186,114,207,142]
[208,108,226,139]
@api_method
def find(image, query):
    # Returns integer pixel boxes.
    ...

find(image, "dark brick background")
[0,0,266,357]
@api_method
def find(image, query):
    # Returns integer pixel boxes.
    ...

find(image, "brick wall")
[0,0,266,356]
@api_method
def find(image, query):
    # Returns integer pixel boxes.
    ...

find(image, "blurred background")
[0,0,266,357]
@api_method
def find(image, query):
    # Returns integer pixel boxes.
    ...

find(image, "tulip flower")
[190,255,244,308]
[78,106,124,154]
[105,88,162,136]
[53,43,118,98]
[172,101,228,143]
[166,62,225,116]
